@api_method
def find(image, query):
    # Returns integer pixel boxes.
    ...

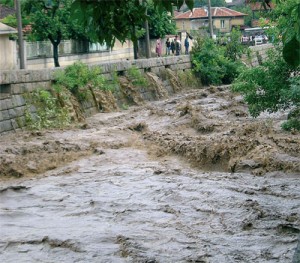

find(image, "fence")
[26,40,108,59]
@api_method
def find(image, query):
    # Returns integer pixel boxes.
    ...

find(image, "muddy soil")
[0,86,299,262]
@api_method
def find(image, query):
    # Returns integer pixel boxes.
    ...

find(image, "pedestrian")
[165,38,171,55]
[175,35,181,56]
[171,39,175,55]
[184,35,189,54]
[156,38,162,57]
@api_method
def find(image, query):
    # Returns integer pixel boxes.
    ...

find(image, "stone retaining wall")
[0,55,191,134]
[0,43,274,135]
[243,43,274,67]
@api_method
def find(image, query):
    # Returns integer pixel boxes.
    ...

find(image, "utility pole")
[15,0,26,69]
[208,0,214,39]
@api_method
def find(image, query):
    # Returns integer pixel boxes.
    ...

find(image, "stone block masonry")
[0,43,274,135]
[0,56,192,135]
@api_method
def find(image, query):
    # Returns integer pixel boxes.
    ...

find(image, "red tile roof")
[175,7,247,19]
[249,2,275,11]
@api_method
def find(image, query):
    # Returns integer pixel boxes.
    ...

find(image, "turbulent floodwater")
[0,87,299,262]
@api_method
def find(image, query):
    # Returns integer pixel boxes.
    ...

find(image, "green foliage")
[191,36,244,85]
[0,14,16,27]
[71,0,193,48]
[24,89,70,130]
[106,70,120,92]
[282,117,300,131]
[0,0,14,7]
[0,13,30,29]
[194,0,226,7]
[71,0,147,47]
[121,103,129,110]
[263,0,300,67]
[232,47,300,130]
[147,2,177,38]
[126,66,149,87]
[177,69,201,88]
[279,0,300,67]
[23,0,87,67]
[224,28,248,61]
[54,62,114,101]
[54,62,108,101]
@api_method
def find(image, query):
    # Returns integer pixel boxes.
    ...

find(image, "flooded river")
[0,87,299,262]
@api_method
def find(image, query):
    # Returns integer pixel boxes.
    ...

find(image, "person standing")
[156,38,162,57]
[175,35,181,56]
[165,38,171,55]
[171,39,175,55]
[184,36,190,54]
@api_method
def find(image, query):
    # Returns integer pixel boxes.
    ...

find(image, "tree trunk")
[53,42,60,67]
[142,0,150,58]
[132,25,138,60]
[49,34,61,67]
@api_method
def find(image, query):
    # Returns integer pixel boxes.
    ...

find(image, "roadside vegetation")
[232,0,300,131]
[191,0,300,131]
[191,28,248,86]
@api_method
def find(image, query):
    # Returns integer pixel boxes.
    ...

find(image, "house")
[247,1,275,27]
[174,7,247,35]
[0,22,18,70]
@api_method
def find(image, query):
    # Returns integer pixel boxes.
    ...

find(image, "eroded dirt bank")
[0,86,299,262]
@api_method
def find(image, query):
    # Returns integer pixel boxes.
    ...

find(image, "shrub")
[191,36,244,85]
[53,62,112,101]
[24,89,70,130]
[232,47,300,131]
[126,66,149,87]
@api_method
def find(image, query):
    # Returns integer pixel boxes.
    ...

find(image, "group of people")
[156,35,190,57]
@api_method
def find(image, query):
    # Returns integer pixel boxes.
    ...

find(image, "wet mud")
[0,86,299,262]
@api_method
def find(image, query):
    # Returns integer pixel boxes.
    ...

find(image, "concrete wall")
[243,43,274,67]
[0,35,17,70]
[0,55,191,134]
[0,43,274,135]
[26,39,135,70]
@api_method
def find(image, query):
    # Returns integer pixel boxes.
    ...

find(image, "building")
[247,2,275,27]
[0,22,18,70]
[174,7,247,35]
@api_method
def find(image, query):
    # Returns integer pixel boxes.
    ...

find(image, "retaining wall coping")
[0,56,191,85]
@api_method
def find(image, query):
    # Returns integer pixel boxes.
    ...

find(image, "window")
[221,20,225,29]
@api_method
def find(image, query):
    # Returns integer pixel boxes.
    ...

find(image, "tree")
[194,0,226,7]
[71,0,194,58]
[147,2,177,39]
[232,0,300,131]
[248,0,300,67]
[232,5,253,27]
[0,0,14,7]
[23,0,86,67]
[273,0,300,67]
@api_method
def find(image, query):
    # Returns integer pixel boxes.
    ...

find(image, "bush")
[191,36,244,85]
[53,62,112,101]
[232,47,300,131]
[126,66,149,87]
[24,89,70,130]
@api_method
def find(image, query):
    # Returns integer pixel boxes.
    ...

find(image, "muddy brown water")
[0,86,299,262]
